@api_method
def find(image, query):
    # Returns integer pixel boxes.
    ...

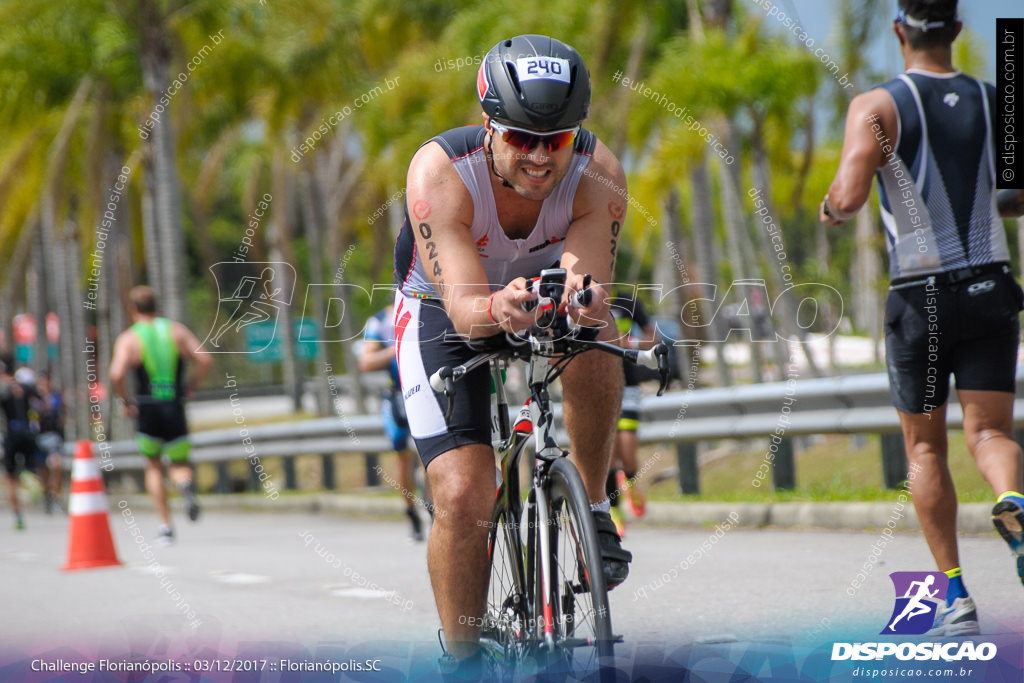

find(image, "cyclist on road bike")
[393,34,630,673]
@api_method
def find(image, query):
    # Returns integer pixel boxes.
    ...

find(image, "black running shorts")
[3,430,38,476]
[884,271,1023,414]
[136,401,189,447]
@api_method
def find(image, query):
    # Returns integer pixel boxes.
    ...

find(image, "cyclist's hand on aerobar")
[491,277,544,334]
[564,273,609,329]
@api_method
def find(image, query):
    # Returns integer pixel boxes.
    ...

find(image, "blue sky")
[761,0,1021,83]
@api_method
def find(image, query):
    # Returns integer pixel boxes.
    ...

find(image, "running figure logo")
[201,262,295,353]
[881,571,949,635]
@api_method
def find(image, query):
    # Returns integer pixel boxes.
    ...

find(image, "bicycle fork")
[534,479,556,651]
[529,362,562,653]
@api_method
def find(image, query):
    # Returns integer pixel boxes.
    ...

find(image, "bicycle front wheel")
[544,457,615,672]
[482,503,531,670]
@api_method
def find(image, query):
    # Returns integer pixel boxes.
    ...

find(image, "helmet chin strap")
[486,132,513,189]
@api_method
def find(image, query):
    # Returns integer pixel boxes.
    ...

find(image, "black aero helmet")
[477,35,590,131]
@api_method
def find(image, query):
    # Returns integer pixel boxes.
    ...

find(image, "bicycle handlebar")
[625,346,663,371]
[428,368,446,394]
[429,270,669,420]
[428,326,672,421]
[521,273,592,315]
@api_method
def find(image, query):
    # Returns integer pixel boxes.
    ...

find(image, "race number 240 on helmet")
[477,34,591,132]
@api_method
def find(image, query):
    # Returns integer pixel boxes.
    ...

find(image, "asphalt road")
[2,508,1023,677]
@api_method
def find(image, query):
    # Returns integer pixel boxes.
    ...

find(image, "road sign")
[244,319,319,362]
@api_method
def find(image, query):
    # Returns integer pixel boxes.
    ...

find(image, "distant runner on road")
[110,286,213,544]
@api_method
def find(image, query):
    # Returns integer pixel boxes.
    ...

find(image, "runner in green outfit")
[110,286,212,543]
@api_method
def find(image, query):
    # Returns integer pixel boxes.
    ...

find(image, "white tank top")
[395,125,596,297]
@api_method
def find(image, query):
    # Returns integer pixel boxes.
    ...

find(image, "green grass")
[194,450,409,496]
[190,413,997,505]
[640,431,995,503]
[192,409,319,431]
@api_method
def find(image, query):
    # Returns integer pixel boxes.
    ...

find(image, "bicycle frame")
[489,331,618,653]
[431,309,670,663]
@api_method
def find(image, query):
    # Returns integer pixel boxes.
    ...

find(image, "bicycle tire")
[543,457,615,672]
[481,502,531,670]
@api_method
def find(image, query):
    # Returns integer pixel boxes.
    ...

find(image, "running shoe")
[625,476,647,518]
[926,597,980,637]
[181,481,201,522]
[14,514,25,531]
[614,469,627,499]
[593,510,632,589]
[993,498,1024,585]
[157,526,175,546]
[45,493,65,515]
[407,507,424,542]
[992,499,1024,555]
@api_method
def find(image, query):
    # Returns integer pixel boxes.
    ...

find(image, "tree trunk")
[854,201,883,363]
[64,219,89,439]
[49,210,76,437]
[749,117,821,377]
[0,215,35,355]
[791,101,817,213]
[140,149,163,289]
[268,152,302,412]
[139,0,187,325]
[300,167,331,416]
[610,13,651,159]
[690,159,731,386]
[716,146,765,383]
[659,189,695,385]
[110,176,131,441]
[15,77,92,373]
[33,228,49,370]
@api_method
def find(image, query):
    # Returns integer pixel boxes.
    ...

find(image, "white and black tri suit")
[392,124,596,466]
[878,70,1023,413]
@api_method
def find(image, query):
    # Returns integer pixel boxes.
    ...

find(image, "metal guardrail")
[637,370,1024,443]
[87,415,393,471]
[90,370,1024,488]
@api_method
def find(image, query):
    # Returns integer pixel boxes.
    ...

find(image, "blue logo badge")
[881,571,948,635]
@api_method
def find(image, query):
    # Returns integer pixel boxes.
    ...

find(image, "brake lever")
[521,277,540,312]
[443,376,455,421]
[429,366,458,420]
[570,274,593,309]
[656,344,670,396]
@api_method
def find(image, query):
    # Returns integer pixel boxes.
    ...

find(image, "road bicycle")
[430,269,669,680]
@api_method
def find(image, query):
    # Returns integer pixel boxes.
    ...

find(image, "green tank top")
[132,318,180,401]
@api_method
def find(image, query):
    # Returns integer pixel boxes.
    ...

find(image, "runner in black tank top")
[821,0,1024,636]
[110,286,213,543]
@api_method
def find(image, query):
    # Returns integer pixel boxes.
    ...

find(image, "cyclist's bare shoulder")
[406,141,473,227]
[573,138,626,220]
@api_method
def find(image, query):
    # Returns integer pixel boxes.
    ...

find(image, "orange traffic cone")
[63,440,121,571]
